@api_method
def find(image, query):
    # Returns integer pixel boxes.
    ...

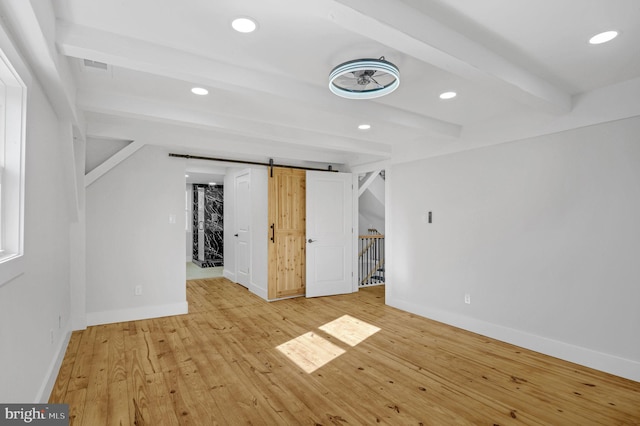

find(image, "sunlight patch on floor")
[276,332,346,373]
[318,314,381,347]
[276,315,381,373]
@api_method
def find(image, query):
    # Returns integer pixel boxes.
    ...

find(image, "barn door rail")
[169,153,338,176]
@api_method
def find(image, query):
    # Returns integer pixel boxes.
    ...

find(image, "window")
[0,29,27,285]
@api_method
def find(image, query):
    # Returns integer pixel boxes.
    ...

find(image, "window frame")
[0,23,27,287]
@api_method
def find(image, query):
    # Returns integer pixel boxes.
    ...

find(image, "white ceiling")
[5,0,640,169]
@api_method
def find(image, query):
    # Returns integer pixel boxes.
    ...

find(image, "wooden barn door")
[268,167,306,299]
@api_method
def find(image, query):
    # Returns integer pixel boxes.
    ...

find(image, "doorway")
[185,168,226,280]
[357,169,386,288]
[266,167,355,300]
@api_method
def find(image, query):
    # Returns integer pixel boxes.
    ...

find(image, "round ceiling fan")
[329,57,400,99]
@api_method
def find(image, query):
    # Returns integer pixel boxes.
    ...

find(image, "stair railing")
[358,229,385,287]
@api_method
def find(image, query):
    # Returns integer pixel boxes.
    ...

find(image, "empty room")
[0,0,639,424]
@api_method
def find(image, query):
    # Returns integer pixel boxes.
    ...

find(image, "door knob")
[234,234,239,237]
[308,238,315,243]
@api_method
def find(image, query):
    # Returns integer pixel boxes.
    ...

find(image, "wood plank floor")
[50,278,640,425]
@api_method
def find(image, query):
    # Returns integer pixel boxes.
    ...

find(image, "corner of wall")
[223,269,236,282]
[86,301,189,327]
[36,328,72,403]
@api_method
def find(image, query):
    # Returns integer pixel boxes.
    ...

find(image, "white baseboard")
[250,282,268,301]
[37,328,72,403]
[86,301,189,326]
[223,269,236,282]
[388,297,640,383]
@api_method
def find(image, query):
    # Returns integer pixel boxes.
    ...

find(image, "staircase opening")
[357,170,385,287]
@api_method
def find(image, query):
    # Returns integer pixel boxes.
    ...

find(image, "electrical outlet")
[464,293,471,304]
[135,285,143,296]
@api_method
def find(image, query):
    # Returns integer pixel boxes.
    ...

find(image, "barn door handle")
[270,224,275,243]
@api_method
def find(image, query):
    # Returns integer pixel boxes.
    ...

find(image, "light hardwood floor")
[50,278,640,425]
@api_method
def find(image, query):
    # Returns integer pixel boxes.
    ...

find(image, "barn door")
[305,171,353,298]
[268,167,306,299]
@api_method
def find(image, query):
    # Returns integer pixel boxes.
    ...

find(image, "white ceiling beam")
[0,1,85,137]
[84,114,383,167]
[58,121,79,221]
[325,0,572,114]
[77,90,392,158]
[56,21,461,139]
[85,140,144,187]
[358,170,382,197]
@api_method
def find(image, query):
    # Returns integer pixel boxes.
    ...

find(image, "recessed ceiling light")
[208,182,217,186]
[232,17,257,33]
[191,87,208,95]
[185,174,189,178]
[589,30,618,45]
[358,124,371,130]
[439,91,457,100]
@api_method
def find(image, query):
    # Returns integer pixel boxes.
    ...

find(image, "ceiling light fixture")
[329,57,400,99]
[208,182,217,186]
[439,91,457,100]
[232,17,257,33]
[191,87,208,95]
[358,124,371,130]
[589,30,618,44]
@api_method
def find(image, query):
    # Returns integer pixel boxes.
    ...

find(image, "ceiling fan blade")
[369,76,384,89]
[334,79,361,89]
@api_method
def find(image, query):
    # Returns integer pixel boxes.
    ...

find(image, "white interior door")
[306,171,353,297]
[235,171,251,288]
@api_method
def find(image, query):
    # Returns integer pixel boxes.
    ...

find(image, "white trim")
[0,26,27,279]
[86,301,188,326]
[84,140,144,187]
[223,268,236,282]
[250,284,268,301]
[388,297,640,383]
[36,329,72,403]
[351,173,359,293]
[0,253,23,287]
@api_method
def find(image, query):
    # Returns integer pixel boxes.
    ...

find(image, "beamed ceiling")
[3,0,640,170]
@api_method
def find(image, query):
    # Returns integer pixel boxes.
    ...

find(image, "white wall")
[85,145,187,325]
[0,66,73,401]
[388,116,640,381]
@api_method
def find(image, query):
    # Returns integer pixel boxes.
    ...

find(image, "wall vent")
[83,59,109,71]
